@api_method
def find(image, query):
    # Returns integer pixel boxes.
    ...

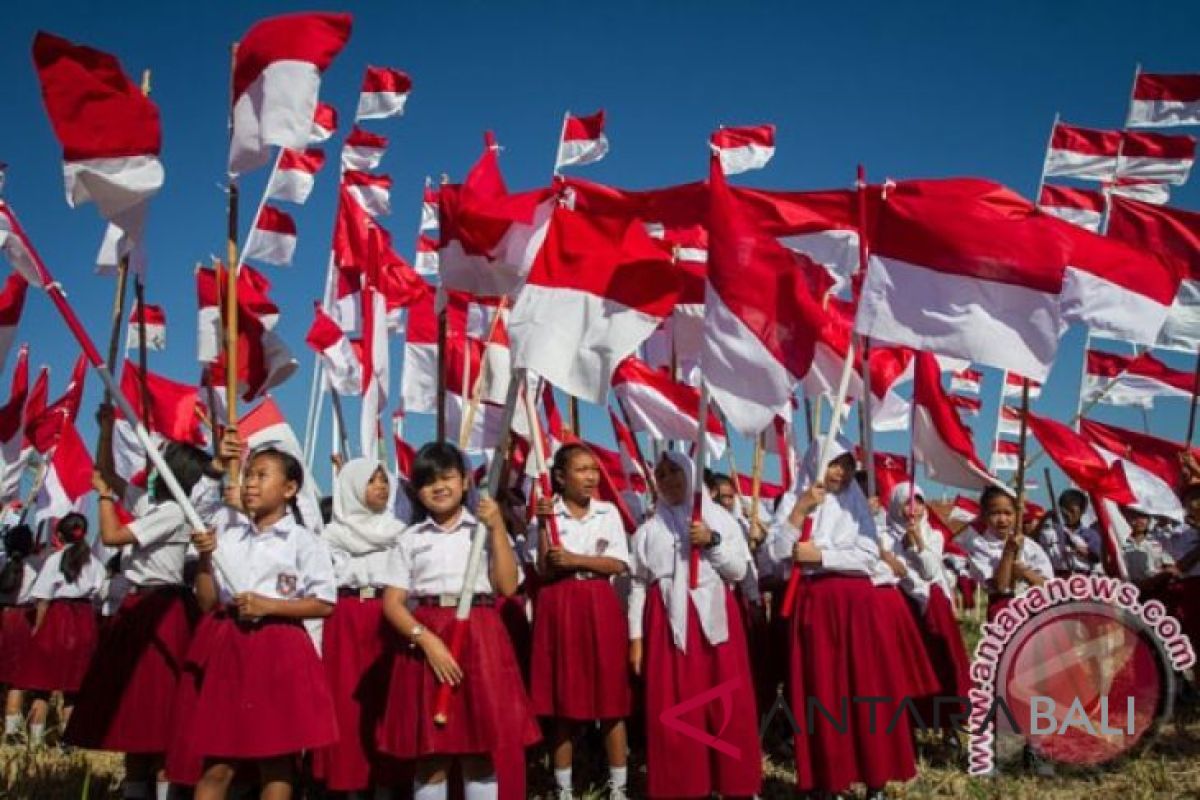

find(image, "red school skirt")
[376,602,541,760]
[912,586,972,729]
[1165,576,1200,658]
[958,575,978,609]
[164,610,338,784]
[531,577,631,720]
[0,605,35,685]
[642,585,762,799]
[789,574,923,794]
[12,599,98,693]
[65,586,199,753]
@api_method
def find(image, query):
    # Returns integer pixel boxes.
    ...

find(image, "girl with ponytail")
[0,524,37,742]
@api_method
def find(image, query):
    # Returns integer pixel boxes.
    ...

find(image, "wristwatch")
[705,532,722,550]
[408,623,425,642]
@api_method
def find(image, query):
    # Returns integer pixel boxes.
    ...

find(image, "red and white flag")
[608,408,650,501]
[990,439,1021,472]
[32,32,163,238]
[0,346,29,502]
[124,301,165,351]
[865,345,915,433]
[355,66,411,121]
[0,204,47,288]
[1083,348,1195,408]
[310,102,338,144]
[1107,178,1170,206]
[1128,72,1200,128]
[949,393,982,417]
[94,222,146,277]
[239,396,304,460]
[35,421,93,522]
[266,148,326,204]
[243,205,298,267]
[703,156,823,435]
[1118,131,1196,185]
[950,367,982,395]
[343,170,392,217]
[611,356,727,458]
[359,228,392,457]
[227,12,352,175]
[1001,372,1042,399]
[414,233,438,277]
[1080,418,1199,491]
[642,226,707,383]
[0,275,26,373]
[341,127,388,172]
[305,303,362,395]
[911,352,1005,490]
[996,403,1023,437]
[420,178,439,232]
[555,110,609,170]
[111,361,206,487]
[1038,185,1104,232]
[1043,122,1121,181]
[949,495,981,524]
[509,205,681,403]
[1026,412,1137,505]
[710,124,776,175]
[392,409,416,481]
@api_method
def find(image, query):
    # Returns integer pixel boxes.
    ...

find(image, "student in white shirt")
[0,524,37,742]
[961,486,1054,621]
[170,447,338,799]
[377,442,539,800]
[313,457,407,795]
[1122,505,1179,588]
[1052,489,1098,574]
[628,451,761,799]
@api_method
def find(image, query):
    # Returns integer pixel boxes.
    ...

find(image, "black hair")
[980,486,1016,515]
[0,525,33,596]
[550,442,594,495]
[1181,483,1200,507]
[151,442,212,504]
[319,496,334,526]
[705,471,733,492]
[57,513,90,584]
[247,447,305,524]
[1058,489,1088,512]
[408,442,468,521]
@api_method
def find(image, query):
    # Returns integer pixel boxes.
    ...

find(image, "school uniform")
[376,508,541,760]
[961,528,1054,621]
[529,498,631,721]
[629,453,762,799]
[1162,524,1200,655]
[166,515,338,783]
[0,556,40,686]
[12,548,105,693]
[1124,535,1175,583]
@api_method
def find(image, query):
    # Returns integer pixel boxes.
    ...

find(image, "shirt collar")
[554,497,608,521]
[238,513,300,541]
[417,507,477,534]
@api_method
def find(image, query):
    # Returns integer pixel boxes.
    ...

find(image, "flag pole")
[436,302,448,444]
[748,431,765,545]
[328,387,350,461]
[688,380,711,588]
[457,318,472,446]
[458,298,508,448]
[522,374,561,549]
[552,110,569,178]
[854,165,878,498]
[224,42,242,488]
[1013,379,1032,536]
[613,394,657,500]
[1186,347,1200,446]
[100,259,129,408]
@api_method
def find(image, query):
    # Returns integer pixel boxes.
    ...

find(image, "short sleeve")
[128,502,189,548]
[28,555,59,601]
[382,540,413,591]
[297,535,337,604]
[599,509,631,566]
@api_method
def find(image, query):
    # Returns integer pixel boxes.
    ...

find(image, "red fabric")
[0,347,29,444]
[1039,185,1105,212]
[1078,418,1199,491]
[13,599,98,692]
[1134,73,1200,101]
[710,123,775,149]
[231,13,352,100]
[376,605,540,758]
[530,578,631,720]
[563,110,605,142]
[1108,196,1200,281]
[361,66,411,93]
[1086,349,1195,393]
[958,575,978,609]
[913,586,971,729]
[1051,123,1122,158]
[0,605,34,684]
[66,588,199,753]
[1027,412,1137,503]
[642,586,761,799]
[117,360,205,445]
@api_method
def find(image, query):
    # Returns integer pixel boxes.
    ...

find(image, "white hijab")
[322,459,407,556]
[885,482,932,545]
[650,450,743,651]
[795,434,877,545]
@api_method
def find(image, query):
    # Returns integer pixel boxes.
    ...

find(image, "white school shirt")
[1123,536,1174,583]
[384,508,503,597]
[1163,525,1200,578]
[0,559,40,606]
[961,529,1054,594]
[766,493,880,578]
[122,476,225,587]
[210,516,337,606]
[880,523,952,608]
[329,548,398,589]
[29,549,106,601]
[526,498,631,569]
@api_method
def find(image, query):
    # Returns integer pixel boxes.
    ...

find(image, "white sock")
[413,780,448,800]
[155,780,170,800]
[554,767,572,790]
[29,722,44,745]
[464,774,498,800]
[609,765,628,788]
[121,781,148,799]
[3,714,19,736]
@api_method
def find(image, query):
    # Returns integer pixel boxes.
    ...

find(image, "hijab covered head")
[885,481,931,540]
[322,458,406,555]
[794,434,877,541]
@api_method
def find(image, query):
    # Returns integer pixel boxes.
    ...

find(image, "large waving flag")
[1129,73,1200,128]
[1079,418,1200,491]
[710,124,776,175]
[911,351,1004,490]
[1083,348,1195,409]
[0,275,27,373]
[611,356,727,458]
[0,346,29,503]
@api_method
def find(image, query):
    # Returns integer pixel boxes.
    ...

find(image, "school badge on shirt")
[276,572,298,597]
[595,539,609,555]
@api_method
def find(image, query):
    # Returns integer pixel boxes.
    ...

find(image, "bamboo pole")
[224,42,241,487]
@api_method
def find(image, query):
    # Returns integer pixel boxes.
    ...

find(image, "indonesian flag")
[32,32,163,239]
[509,205,681,403]
[1092,443,1184,521]
[1117,131,1196,185]
[1001,372,1042,399]
[872,451,911,503]
[1038,185,1104,232]
[0,275,26,372]
[94,222,146,277]
[343,170,392,217]
[125,301,166,351]
[578,437,642,532]
[237,397,325,539]
[0,204,48,288]
[950,367,982,395]
[608,408,650,502]
[1082,348,1194,408]
[1079,418,1200,491]
[642,226,707,382]
[1128,72,1200,128]
[703,156,823,435]
[865,345,915,433]
[800,298,862,401]
[611,356,727,458]
[735,474,784,501]
[555,110,609,170]
[355,66,411,121]
[392,409,416,481]
[341,127,387,172]
[996,403,1023,437]
[856,179,1071,383]
[1043,122,1121,181]
[227,12,352,175]
[911,352,1004,490]
[243,205,298,267]
[305,303,362,395]
[949,495,981,524]
[950,393,982,417]
[710,124,776,175]
[1026,412,1137,505]
[22,367,49,453]
[420,178,439,232]
[111,361,206,487]
[35,421,93,522]
[359,227,392,457]
[414,233,438,277]
[1108,178,1170,206]
[310,102,338,144]
[266,148,326,204]
[990,439,1020,472]
[0,346,29,502]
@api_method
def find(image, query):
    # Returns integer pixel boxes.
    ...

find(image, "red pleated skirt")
[958,575,978,609]
[789,574,921,794]
[164,610,338,783]
[65,587,199,753]
[311,594,408,792]
[376,604,540,759]
[0,606,34,685]
[987,592,1013,622]
[496,593,532,684]
[643,585,762,799]
[531,578,631,720]
[12,599,98,693]
[913,586,972,730]
[1165,576,1200,656]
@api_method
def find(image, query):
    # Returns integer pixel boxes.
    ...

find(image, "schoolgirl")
[0,524,38,742]
[961,485,1054,621]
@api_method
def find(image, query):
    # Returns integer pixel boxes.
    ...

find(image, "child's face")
[1060,502,1084,528]
[1123,509,1151,536]
[985,495,1017,537]
[823,453,856,493]
[654,458,689,507]
[242,455,298,517]
[417,469,466,519]
[364,468,391,514]
[557,451,600,502]
[712,481,738,513]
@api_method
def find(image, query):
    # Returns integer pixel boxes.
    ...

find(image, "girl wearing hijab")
[313,458,408,795]
[628,451,761,799]
[768,437,930,798]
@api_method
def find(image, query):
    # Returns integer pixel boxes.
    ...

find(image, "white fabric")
[777,229,860,294]
[229,60,321,175]
[210,515,335,605]
[1044,523,1093,573]
[124,476,224,586]
[242,226,296,268]
[1129,98,1200,128]
[881,483,952,606]
[1094,446,1184,522]
[356,91,408,121]
[960,527,1054,593]
[323,458,406,557]
[1043,149,1118,181]
[1060,267,1172,347]
[385,508,499,597]
[555,135,609,170]
[63,154,163,240]
[266,169,316,204]
[0,561,39,606]
[526,498,629,567]
[437,198,553,299]
[626,452,749,651]
[29,549,105,600]
[614,379,726,459]
[1041,205,1102,233]
[1157,279,1200,353]
[714,143,775,175]
[1163,525,1200,578]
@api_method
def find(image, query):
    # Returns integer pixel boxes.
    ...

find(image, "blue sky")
[2,1,1199,502]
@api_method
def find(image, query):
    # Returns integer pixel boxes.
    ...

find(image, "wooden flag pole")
[224,42,241,486]
[687,380,711,588]
[134,280,152,424]
[436,305,447,443]
[457,319,472,446]
[568,395,580,438]
[748,431,765,547]
[100,261,129,407]
[1187,346,1200,447]
[328,389,350,461]
[1013,379,1032,536]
